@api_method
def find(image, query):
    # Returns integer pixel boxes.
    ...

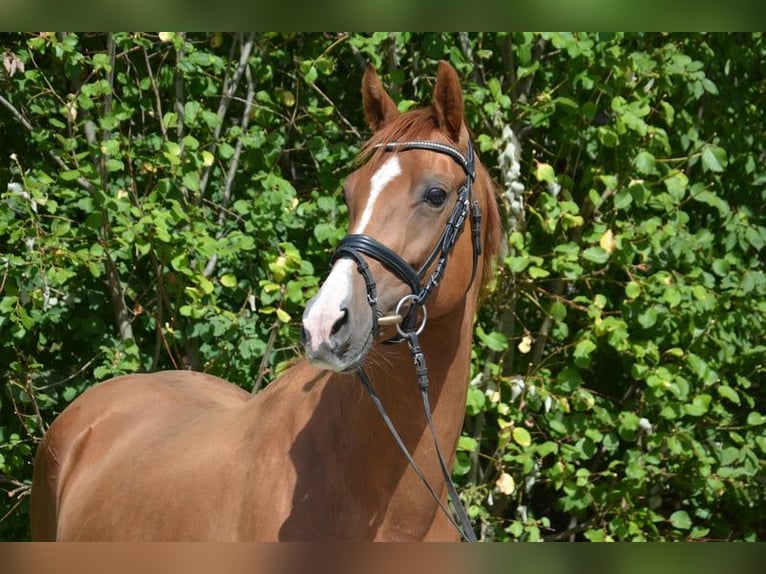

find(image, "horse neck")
[246,269,481,540]
[352,287,479,470]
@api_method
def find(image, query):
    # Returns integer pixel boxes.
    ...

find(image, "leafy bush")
[1,33,764,541]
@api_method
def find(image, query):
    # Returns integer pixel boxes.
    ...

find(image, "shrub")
[1,33,763,541]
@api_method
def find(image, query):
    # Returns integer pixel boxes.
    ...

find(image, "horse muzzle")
[301,259,375,372]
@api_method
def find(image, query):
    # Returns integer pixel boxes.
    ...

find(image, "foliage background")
[1,32,764,541]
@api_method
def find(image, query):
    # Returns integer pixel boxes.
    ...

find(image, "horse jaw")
[301,259,374,373]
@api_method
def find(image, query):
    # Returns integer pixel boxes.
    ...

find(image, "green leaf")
[692,187,730,217]
[183,101,201,126]
[477,327,509,352]
[512,427,532,447]
[686,354,718,386]
[170,252,189,271]
[718,446,741,466]
[220,274,237,288]
[91,52,112,72]
[183,171,200,192]
[633,150,657,175]
[684,394,712,417]
[574,339,596,358]
[276,308,291,323]
[303,64,318,84]
[613,188,633,210]
[465,387,486,416]
[745,225,765,250]
[313,222,339,244]
[60,169,81,181]
[553,96,578,112]
[457,436,479,452]
[690,527,710,539]
[669,510,692,530]
[711,258,730,277]
[638,306,658,329]
[198,276,214,295]
[550,301,567,321]
[584,529,607,542]
[625,281,641,299]
[582,247,609,264]
[747,412,766,426]
[105,159,123,172]
[179,304,193,317]
[573,339,597,366]
[534,162,556,183]
[701,145,727,172]
[537,441,559,457]
[663,287,681,308]
[625,452,645,479]
[619,412,640,440]
[182,134,199,150]
[218,142,235,159]
[232,199,250,214]
[452,452,471,477]
[548,419,569,435]
[664,171,689,201]
[528,266,550,278]
[716,385,740,405]
[573,388,596,411]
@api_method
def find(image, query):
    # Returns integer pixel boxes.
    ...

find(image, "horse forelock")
[354,107,503,290]
[357,108,441,165]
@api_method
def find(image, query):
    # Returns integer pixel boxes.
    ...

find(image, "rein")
[332,140,481,542]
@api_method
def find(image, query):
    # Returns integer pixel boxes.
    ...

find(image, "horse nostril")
[300,325,310,346]
[330,308,349,337]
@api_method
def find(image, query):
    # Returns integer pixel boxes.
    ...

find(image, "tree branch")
[198,32,255,198]
[458,32,482,84]
[202,35,257,279]
[306,79,362,141]
[252,319,280,394]
[104,250,135,343]
[143,46,168,141]
[151,259,165,371]
[174,32,186,141]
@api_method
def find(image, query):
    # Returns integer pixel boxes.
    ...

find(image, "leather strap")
[333,234,420,294]
[358,365,477,542]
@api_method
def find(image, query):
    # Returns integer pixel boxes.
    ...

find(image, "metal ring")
[395,294,428,337]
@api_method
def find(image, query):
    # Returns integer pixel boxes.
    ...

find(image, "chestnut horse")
[30,60,501,541]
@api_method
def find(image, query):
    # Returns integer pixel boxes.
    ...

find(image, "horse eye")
[424,187,448,207]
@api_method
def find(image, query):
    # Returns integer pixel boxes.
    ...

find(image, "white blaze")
[303,259,354,352]
[303,156,401,352]
[352,155,401,233]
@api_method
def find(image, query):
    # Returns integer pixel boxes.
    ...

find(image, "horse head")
[301,61,500,373]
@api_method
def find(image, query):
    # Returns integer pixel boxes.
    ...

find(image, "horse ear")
[362,65,399,131]
[432,60,464,142]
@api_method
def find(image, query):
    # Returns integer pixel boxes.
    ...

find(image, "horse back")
[30,370,250,540]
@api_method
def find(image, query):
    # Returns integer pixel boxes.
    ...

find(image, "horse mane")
[357,107,503,289]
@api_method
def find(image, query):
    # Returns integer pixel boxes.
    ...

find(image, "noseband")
[331,140,482,336]
[331,139,482,542]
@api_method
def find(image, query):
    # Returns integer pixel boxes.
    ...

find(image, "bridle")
[331,139,482,542]
[332,140,482,336]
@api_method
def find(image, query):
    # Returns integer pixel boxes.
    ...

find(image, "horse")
[30,60,502,541]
